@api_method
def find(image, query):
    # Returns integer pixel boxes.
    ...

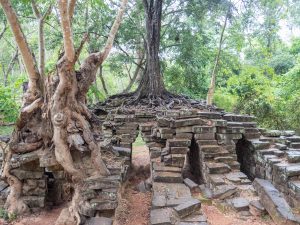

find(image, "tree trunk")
[99,65,108,96]
[135,0,165,99]
[206,8,229,106]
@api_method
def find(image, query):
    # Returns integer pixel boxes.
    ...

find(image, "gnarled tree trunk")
[0,0,128,224]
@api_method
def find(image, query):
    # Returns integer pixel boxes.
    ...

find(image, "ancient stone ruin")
[1,103,300,225]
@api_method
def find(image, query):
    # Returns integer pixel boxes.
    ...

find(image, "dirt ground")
[0,145,275,225]
[114,145,152,225]
[202,204,275,225]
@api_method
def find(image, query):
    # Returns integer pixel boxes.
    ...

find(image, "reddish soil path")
[202,204,275,225]
[114,145,152,225]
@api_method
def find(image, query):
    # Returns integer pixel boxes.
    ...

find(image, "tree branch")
[97,0,128,63]
[31,0,41,18]
[58,0,75,62]
[0,20,7,40]
[0,0,40,91]
[32,1,52,77]
[68,0,76,21]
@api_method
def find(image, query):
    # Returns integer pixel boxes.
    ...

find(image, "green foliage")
[0,84,20,123]
[0,208,17,222]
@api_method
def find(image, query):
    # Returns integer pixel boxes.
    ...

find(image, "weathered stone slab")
[193,126,216,134]
[85,176,121,190]
[153,162,182,173]
[249,200,266,216]
[194,133,215,140]
[174,198,201,218]
[112,146,131,157]
[168,139,191,147]
[153,171,183,183]
[170,147,189,154]
[11,169,44,180]
[175,118,206,128]
[85,217,113,225]
[213,185,237,200]
[182,214,207,222]
[208,174,225,186]
[253,178,299,225]
[176,133,193,139]
[89,199,118,211]
[150,208,178,225]
[184,178,200,192]
[227,197,249,212]
[206,163,230,174]
[287,151,300,163]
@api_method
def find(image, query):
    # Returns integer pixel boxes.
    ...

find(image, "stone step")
[206,162,231,174]
[208,174,225,186]
[152,162,182,173]
[167,139,191,147]
[275,143,288,150]
[228,161,240,170]
[244,133,261,139]
[286,136,300,142]
[202,150,231,160]
[257,149,284,157]
[196,140,218,146]
[291,142,300,149]
[214,156,234,163]
[199,145,222,153]
[251,140,270,150]
[174,198,201,218]
[153,171,183,183]
[197,112,222,119]
[285,164,300,178]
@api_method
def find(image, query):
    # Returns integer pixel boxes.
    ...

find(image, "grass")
[0,126,14,136]
[133,133,145,147]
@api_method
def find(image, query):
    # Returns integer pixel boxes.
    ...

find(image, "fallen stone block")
[253,178,299,225]
[174,198,201,218]
[213,185,237,200]
[184,178,200,192]
[227,197,249,212]
[249,200,266,216]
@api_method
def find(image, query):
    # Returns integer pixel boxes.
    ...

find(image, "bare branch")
[0,0,40,91]
[0,19,7,40]
[58,0,75,62]
[97,0,128,63]
[4,49,18,86]
[31,0,41,19]
[42,4,53,21]
[74,33,88,62]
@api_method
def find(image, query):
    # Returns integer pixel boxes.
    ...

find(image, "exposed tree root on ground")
[96,90,217,111]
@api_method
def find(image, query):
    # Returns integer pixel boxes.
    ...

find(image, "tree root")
[97,90,215,111]
[2,151,29,215]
